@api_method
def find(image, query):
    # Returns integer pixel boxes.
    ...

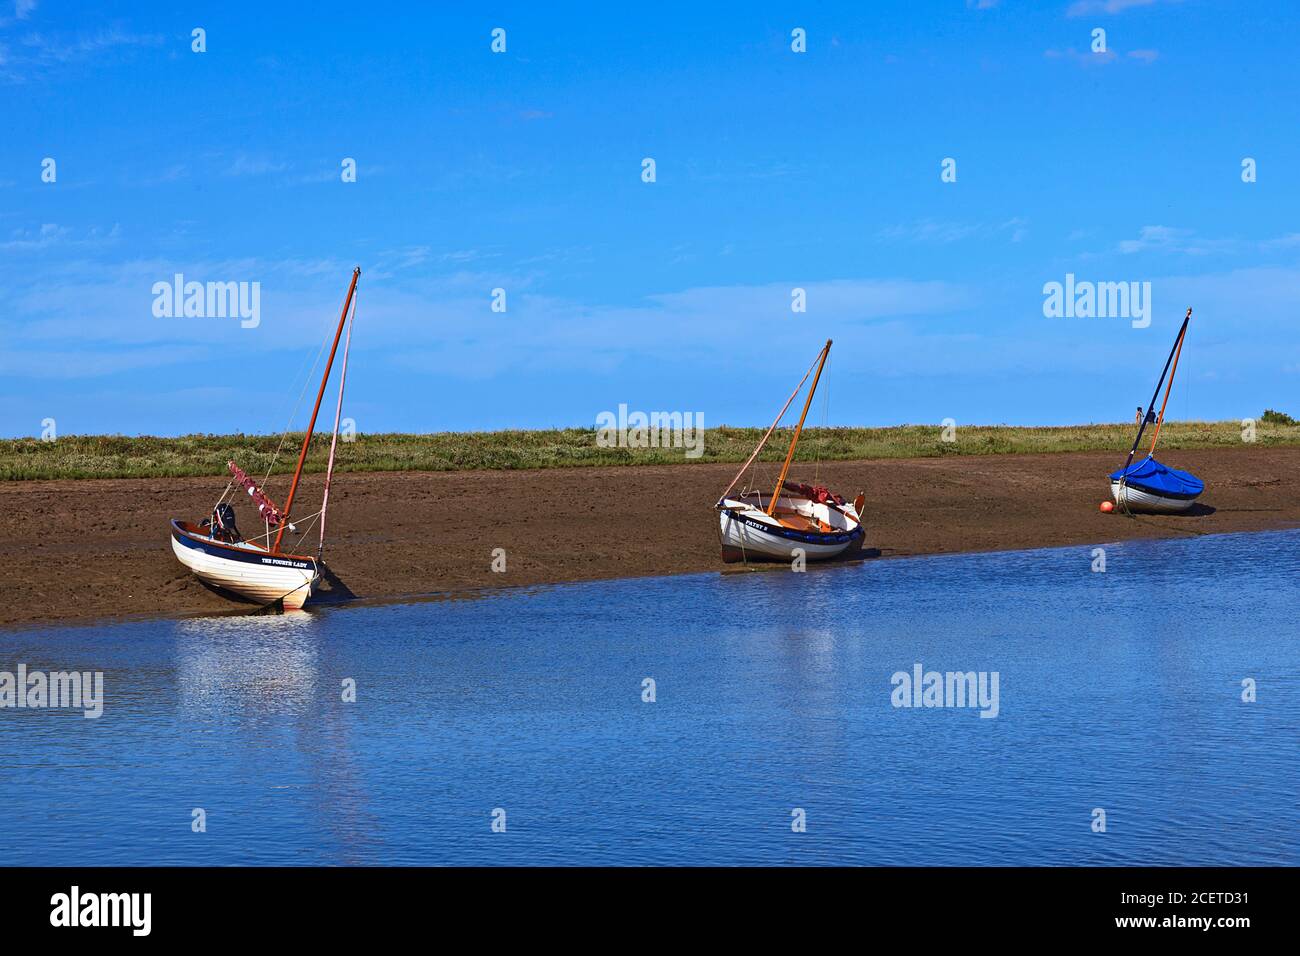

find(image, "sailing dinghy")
[1109,307,1205,514]
[716,339,865,563]
[170,267,361,609]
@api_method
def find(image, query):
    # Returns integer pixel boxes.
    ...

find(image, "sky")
[2,0,1298,438]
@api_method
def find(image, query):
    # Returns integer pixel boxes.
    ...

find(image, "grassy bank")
[2,421,1298,481]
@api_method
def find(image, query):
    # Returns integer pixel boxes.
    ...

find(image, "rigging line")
[767,340,831,516]
[263,329,331,484]
[814,350,831,485]
[210,479,235,515]
[718,347,823,501]
[291,510,323,553]
[318,288,358,558]
[261,281,357,484]
[241,508,323,548]
[273,267,361,554]
[1147,317,1189,457]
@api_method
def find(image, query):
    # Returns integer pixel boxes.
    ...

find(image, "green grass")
[2,421,1298,481]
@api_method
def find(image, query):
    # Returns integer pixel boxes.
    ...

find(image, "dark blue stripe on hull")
[728,513,863,547]
[172,525,315,571]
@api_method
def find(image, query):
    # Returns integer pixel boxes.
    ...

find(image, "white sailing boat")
[716,339,866,563]
[170,267,360,609]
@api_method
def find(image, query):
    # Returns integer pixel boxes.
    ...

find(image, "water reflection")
[173,611,385,862]
[175,613,320,716]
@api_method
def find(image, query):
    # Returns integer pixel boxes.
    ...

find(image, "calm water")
[1,530,1297,866]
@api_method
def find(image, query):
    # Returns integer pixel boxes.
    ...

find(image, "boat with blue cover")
[1110,456,1204,514]
[1110,307,1204,514]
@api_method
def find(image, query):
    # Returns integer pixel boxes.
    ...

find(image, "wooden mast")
[273,267,360,554]
[767,339,831,516]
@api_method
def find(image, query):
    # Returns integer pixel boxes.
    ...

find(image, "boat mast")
[767,339,831,516]
[273,267,361,554]
[1119,308,1191,479]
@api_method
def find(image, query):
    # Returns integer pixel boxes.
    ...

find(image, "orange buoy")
[1099,500,1114,513]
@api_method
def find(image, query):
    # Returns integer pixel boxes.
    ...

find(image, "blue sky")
[2,0,1298,437]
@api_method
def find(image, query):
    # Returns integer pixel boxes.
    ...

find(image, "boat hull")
[1109,480,1198,514]
[170,521,318,609]
[718,494,863,563]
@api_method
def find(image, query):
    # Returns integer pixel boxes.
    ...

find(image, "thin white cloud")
[0,24,163,80]
[1066,0,1180,16]
[0,222,120,250]
[18,28,163,63]
[0,257,971,384]
[1044,45,1158,66]
[224,154,290,177]
[139,164,189,185]
[1044,47,1119,67]
[0,0,35,27]
[1115,226,1300,257]
[878,218,1028,244]
[0,345,210,379]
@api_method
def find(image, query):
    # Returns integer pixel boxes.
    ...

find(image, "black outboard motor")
[210,503,240,543]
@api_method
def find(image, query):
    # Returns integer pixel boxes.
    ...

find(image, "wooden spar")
[718,349,823,502]
[1147,316,1188,456]
[766,339,831,516]
[273,267,361,554]
[1118,308,1191,483]
[317,292,356,558]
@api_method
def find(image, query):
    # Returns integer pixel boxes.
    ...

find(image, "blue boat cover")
[1109,456,1204,498]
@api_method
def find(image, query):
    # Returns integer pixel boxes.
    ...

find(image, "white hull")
[1110,480,1197,514]
[171,531,318,609]
[718,492,863,562]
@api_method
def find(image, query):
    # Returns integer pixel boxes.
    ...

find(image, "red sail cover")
[227,461,285,526]
[783,481,845,505]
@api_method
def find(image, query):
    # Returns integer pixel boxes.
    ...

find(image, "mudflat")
[2,447,1296,629]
